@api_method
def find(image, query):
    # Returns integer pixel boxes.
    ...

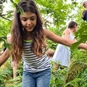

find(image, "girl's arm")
[0,49,10,66]
[44,29,76,46]
[78,43,87,50]
[44,29,87,50]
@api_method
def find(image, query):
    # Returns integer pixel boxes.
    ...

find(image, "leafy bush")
[0,60,12,87]
[50,68,68,87]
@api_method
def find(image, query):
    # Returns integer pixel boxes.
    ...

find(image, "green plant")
[50,68,68,87]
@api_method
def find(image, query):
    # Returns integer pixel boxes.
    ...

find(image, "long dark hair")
[11,0,46,63]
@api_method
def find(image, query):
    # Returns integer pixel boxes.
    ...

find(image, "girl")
[0,0,87,87]
[53,21,78,70]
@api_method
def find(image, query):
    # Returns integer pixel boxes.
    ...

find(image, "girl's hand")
[78,43,87,50]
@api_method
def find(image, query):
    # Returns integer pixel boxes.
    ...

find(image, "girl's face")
[20,12,37,32]
[83,1,87,8]
[73,25,78,32]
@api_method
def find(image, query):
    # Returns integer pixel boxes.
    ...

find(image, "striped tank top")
[22,40,51,73]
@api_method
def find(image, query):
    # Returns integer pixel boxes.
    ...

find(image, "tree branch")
[0,15,11,21]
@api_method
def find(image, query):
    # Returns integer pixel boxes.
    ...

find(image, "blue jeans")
[22,69,51,87]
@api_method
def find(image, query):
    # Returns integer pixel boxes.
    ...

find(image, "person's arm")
[0,50,4,55]
[0,48,10,66]
[78,43,87,50]
[44,29,76,46]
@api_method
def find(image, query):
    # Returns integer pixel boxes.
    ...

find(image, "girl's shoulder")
[65,28,70,32]
[63,28,70,35]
